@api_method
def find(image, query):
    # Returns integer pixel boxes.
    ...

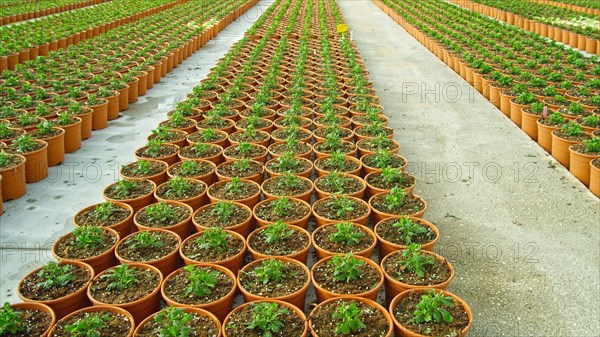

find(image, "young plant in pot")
[381,243,454,305]
[247,221,312,263]
[103,178,156,213]
[216,158,264,183]
[52,226,119,274]
[188,128,229,148]
[134,201,193,239]
[361,149,407,175]
[354,120,394,140]
[569,136,600,185]
[135,138,179,165]
[28,120,64,167]
[161,263,237,322]
[49,305,135,337]
[6,134,48,183]
[154,176,208,211]
[265,151,313,178]
[229,125,271,147]
[369,187,427,223]
[309,297,393,337]
[261,172,314,203]
[73,201,133,238]
[115,229,181,278]
[222,300,308,337]
[193,200,254,237]
[238,257,311,310]
[120,159,169,185]
[180,227,246,274]
[133,306,221,337]
[87,263,163,324]
[178,142,224,165]
[223,141,268,163]
[311,253,383,303]
[313,134,357,159]
[0,150,26,201]
[314,151,362,177]
[207,177,262,208]
[375,216,439,258]
[312,194,371,227]
[537,110,566,152]
[551,121,591,168]
[17,260,94,319]
[268,137,313,159]
[356,135,400,157]
[0,301,56,337]
[390,289,472,337]
[312,222,376,261]
[148,125,187,148]
[314,172,366,199]
[253,196,312,229]
[365,167,417,196]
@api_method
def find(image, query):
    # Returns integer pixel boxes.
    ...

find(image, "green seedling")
[184,265,218,298]
[72,226,105,250]
[245,302,289,337]
[329,222,364,245]
[196,227,230,253]
[36,262,76,290]
[411,290,455,324]
[102,264,139,291]
[329,254,364,282]
[332,302,366,335]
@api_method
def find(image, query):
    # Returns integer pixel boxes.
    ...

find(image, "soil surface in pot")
[29,128,63,139]
[255,199,310,223]
[224,144,266,160]
[137,310,219,336]
[54,230,116,260]
[357,139,398,152]
[313,127,353,140]
[218,160,262,179]
[315,175,364,194]
[19,264,91,301]
[182,234,244,262]
[371,194,425,216]
[194,203,251,228]
[121,160,166,178]
[314,225,373,254]
[263,176,312,196]
[51,310,131,336]
[269,142,311,155]
[266,157,312,174]
[7,141,46,154]
[311,299,390,337]
[117,231,179,262]
[5,306,53,337]
[593,158,600,168]
[189,130,227,143]
[196,118,232,130]
[156,180,206,200]
[314,198,369,222]
[148,130,187,143]
[163,266,234,305]
[209,181,259,200]
[0,154,25,170]
[313,261,380,295]
[272,128,311,141]
[231,131,270,143]
[136,203,190,228]
[393,292,470,336]
[90,266,160,304]
[135,144,178,158]
[240,260,307,298]
[75,204,131,227]
[376,219,436,246]
[170,160,214,178]
[225,302,305,337]
[180,144,222,159]
[362,153,405,170]
[366,173,415,190]
[314,141,355,154]
[104,180,154,200]
[571,144,600,155]
[315,157,360,172]
[552,130,590,142]
[249,227,309,256]
[384,252,451,286]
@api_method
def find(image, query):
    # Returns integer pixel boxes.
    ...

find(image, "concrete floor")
[338,0,599,336]
[1,0,599,335]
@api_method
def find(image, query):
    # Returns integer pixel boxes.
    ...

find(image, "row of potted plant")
[0,0,111,26]
[528,0,600,14]
[376,0,600,196]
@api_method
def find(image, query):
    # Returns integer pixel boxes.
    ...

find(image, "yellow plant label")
[336,24,348,33]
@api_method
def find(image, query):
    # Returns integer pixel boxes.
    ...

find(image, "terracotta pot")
[88,262,163,324]
[569,146,599,186]
[590,159,600,197]
[48,305,134,337]
[312,196,371,227]
[115,228,181,277]
[521,109,539,141]
[222,300,308,337]
[356,139,400,158]
[10,302,56,337]
[73,201,134,238]
[136,144,180,166]
[180,230,247,274]
[315,155,363,177]
[237,257,310,309]
[120,159,169,186]
[246,224,311,263]
[374,216,440,258]
[260,175,314,203]
[59,116,82,153]
[309,297,393,337]
[20,140,48,183]
[312,222,376,261]
[192,201,254,237]
[364,171,417,196]
[389,288,473,337]
[207,178,261,208]
[381,249,454,305]
[17,260,94,319]
[133,306,221,336]
[103,179,156,213]
[0,153,26,201]
[161,263,237,322]
[509,99,528,126]
[314,173,366,199]
[33,128,65,166]
[253,197,312,229]
[311,254,384,303]
[52,227,119,275]
[154,178,207,211]
[89,99,108,130]
[537,120,560,152]
[551,130,584,168]
[178,144,224,165]
[223,144,268,164]
[264,156,313,178]
[135,201,193,239]
[369,192,428,223]
[215,160,263,184]
[168,159,216,186]
[74,108,93,140]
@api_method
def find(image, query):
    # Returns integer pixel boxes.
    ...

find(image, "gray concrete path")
[0,0,270,303]
[338,0,599,336]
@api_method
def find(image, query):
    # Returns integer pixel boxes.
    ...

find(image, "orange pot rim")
[374,216,440,250]
[206,178,261,204]
[134,200,193,232]
[115,228,181,265]
[222,299,308,337]
[246,224,312,260]
[52,227,120,264]
[192,201,253,231]
[179,229,247,266]
[380,248,455,290]
[312,195,371,224]
[49,305,135,336]
[311,222,376,258]
[103,179,157,204]
[368,192,428,218]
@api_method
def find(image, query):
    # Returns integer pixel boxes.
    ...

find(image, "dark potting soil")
[315,156,360,173]
[50,310,131,337]
[89,266,160,304]
[54,230,116,260]
[182,234,244,262]
[4,307,53,337]
[314,141,355,154]
[371,194,425,216]
[217,160,262,179]
[196,118,233,130]
[366,172,415,190]
[148,130,187,143]
[376,218,436,246]
[593,158,600,169]
[155,179,206,200]
[117,231,179,262]
[393,292,470,336]
[313,261,380,295]
[74,205,131,227]
[248,227,309,256]
[135,144,178,158]
[266,157,312,174]
[352,114,387,125]
[160,118,196,129]
[180,144,222,159]
[262,177,312,197]
[230,131,270,143]
[537,117,563,127]
[254,199,310,223]
[362,153,406,170]
[135,203,190,228]
[104,179,155,200]
[223,144,266,160]
[29,128,63,139]
[188,130,228,143]
[137,311,218,336]
[313,198,370,222]
[314,116,347,127]
[558,107,591,117]
[315,175,364,194]
[384,252,451,286]
[224,302,305,337]
[19,264,91,301]
[314,225,373,254]
[194,203,250,228]
[269,142,312,156]
[357,138,398,152]
[163,267,234,305]
[236,119,272,130]
[121,160,166,178]
[354,126,394,138]
[271,128,311,141]
[240,261,307,298]
[570,143,600,155]
[169,160,214,178]
[0,128,19,140]
[274,117,311,129]
[552,130,591,142]
[0,154,24,170]
[313,127,353,140]
[7,141,45,154]
[208,181,259,201]
[310,299,390,337]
